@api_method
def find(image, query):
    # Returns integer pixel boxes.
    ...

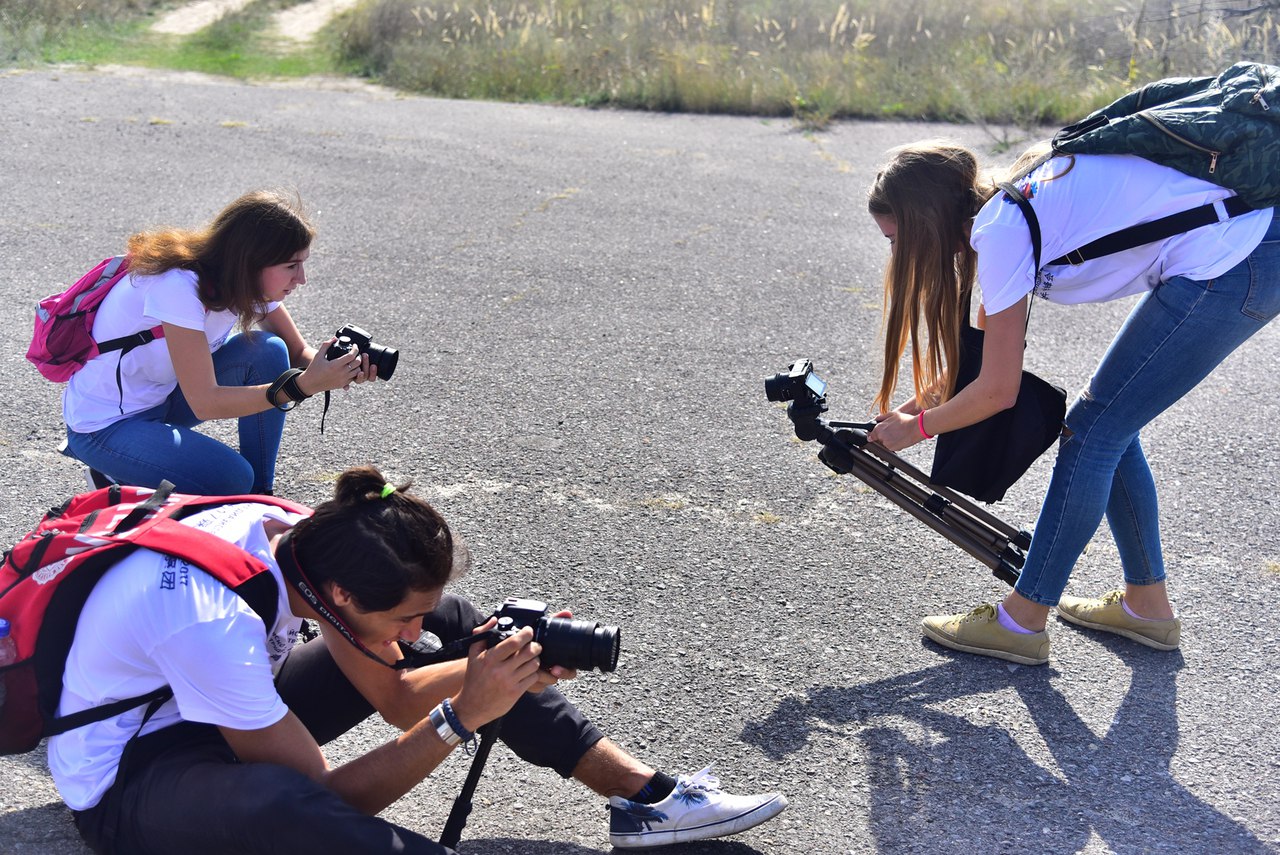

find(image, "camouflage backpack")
[1053,61,1280,209]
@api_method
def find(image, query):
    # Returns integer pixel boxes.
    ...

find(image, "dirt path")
[272,0,361,42]
[151,0,360,42]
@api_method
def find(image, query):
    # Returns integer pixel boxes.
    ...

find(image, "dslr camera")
[399,598,621,673]
[325,323,400,381]
[493,598,621,672]
[763,358,827,404]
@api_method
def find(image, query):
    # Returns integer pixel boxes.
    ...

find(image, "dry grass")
[6,0,1278,124]
[331,0,1280,124]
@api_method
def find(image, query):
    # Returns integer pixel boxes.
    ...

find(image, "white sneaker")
[608,766,787,848]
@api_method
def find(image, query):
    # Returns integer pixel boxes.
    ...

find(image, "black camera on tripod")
[763,358,828,404]
[764,357,1031,586]
[325,323,399,381]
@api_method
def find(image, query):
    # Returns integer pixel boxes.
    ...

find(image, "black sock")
[627,771,677,804]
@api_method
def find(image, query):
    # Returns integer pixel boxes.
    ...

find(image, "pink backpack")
[27,256,165,382]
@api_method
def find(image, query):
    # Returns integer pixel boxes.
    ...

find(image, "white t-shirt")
[62,268,278,433]
[972,154,1273,315]
[48,503,307,811]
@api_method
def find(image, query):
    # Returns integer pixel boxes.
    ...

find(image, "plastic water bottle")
[0,618,16,713]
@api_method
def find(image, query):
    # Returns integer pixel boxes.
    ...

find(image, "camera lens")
[763,373,794,402]
[365,343,399,381]
[536,617,621,672]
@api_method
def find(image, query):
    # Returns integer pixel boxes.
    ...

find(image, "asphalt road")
[1,66,1278,855]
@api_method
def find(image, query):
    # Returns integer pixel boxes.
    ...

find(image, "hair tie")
[380,483,396,499]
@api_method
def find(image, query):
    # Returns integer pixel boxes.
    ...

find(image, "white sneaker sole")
[610,793,788,848]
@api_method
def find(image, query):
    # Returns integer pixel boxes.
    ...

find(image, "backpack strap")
[998,170,1255,269]
[100,325,166,415]
[997,181,1043,272]
[1046,195,1254,266]
[97,326,165,356]
[44,687,173,738]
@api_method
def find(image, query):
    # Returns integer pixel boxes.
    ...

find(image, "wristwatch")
[429,703,462,747]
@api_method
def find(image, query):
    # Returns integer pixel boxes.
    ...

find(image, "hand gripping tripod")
[766,359,1028,586]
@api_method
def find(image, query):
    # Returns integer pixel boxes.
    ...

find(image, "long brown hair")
[126,189,315,330]
[867,141,997,412]
[866,140,1070,412]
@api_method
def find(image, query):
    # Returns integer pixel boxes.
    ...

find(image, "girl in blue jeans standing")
[863,140,1279,665]
[62,189,372,495]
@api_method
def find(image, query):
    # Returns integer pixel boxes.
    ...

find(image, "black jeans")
[72,593,605,854]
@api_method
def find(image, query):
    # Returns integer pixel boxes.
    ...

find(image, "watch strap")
[267,368,306,411]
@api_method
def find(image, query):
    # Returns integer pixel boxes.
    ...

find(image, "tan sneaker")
[921,603,1050,665]
[1056,590,1180,650]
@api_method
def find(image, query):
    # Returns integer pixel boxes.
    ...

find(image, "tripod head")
[765,359,1029,586]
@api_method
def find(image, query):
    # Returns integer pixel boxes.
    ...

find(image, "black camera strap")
[319,390,334,434]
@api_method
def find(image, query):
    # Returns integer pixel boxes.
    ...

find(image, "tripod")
[774,365,1030,587]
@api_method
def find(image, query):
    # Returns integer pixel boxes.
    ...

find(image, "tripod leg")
[825,432,1023,585]
[440,719,503,849]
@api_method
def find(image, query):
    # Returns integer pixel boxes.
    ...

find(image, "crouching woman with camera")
[52,465,786,854]
[60,189,372,496]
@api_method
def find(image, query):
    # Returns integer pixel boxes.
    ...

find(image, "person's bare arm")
[221,626,544,815]
[869,296,1026,451]
[166,323,359,419]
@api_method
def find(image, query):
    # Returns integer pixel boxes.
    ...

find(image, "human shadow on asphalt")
[742,633,1271,854]
[455,838,766,854]
[0,801,85,851]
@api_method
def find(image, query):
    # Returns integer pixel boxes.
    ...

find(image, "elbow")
[993,389,1021,413]
[187,400,219,421]
[984,378,1021,414]
[380,701,422,733]
[382,711,418,732]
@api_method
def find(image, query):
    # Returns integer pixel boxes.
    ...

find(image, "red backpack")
[27,256,166,382]
[0,482,310,755]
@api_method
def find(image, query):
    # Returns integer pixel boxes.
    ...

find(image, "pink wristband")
[917,410,934,440]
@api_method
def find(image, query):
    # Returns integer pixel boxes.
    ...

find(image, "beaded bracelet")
[441,697,475,742]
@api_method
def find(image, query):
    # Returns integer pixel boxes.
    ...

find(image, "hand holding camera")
[324,323,399,382]
[292,323,399,401]
[451,619,545,733]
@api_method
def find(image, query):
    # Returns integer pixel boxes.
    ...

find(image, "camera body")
[493,597,621,673]
[325,323,399,381]
[763,358,827,404]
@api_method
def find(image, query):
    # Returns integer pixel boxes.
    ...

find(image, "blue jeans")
[64,331,290,495]
[1015,210,1280,606]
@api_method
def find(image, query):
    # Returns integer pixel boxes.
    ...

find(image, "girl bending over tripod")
[865,139,1278,665]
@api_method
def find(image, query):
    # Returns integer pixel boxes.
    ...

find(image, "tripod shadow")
[743,635,1271,854]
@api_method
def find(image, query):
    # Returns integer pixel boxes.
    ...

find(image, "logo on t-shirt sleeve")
[1002,178,1041,203]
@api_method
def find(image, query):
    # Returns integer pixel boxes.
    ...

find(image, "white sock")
[997,603,1037,634]
[1121,599,1169,622]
